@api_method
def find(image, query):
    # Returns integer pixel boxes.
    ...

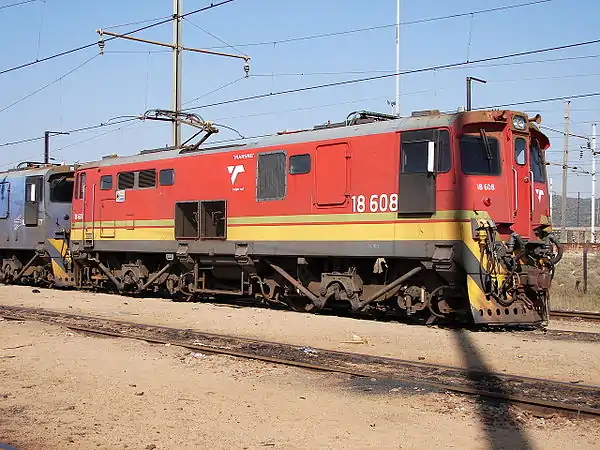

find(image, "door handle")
[529,170,535,215]
[512,168,518,217]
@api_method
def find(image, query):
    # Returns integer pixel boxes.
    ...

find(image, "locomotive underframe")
[63,229,553,326]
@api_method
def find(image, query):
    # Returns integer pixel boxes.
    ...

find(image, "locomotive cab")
[453,110,559,325]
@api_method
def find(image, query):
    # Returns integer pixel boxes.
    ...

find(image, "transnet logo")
[227,164,245,184]
[535,188,545,202]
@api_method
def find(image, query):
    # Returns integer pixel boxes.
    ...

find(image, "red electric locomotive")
[61,108,561,326]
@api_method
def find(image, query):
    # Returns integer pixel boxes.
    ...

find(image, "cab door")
[398,129,442,215]
[529,139,550,228]
[24,175,43,226]
[511,135,533,237]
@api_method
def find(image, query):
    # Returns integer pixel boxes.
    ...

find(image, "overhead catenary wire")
[184,36,600,111]
[204,0,553,49]
[0,117,139,149]
[0,53,99,114]
[0,0,235,76]
[0,0,37,11]
[183,17,247,57]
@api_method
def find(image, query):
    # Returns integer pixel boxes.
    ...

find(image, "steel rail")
[1,305,599,418]
[550,310,600,322]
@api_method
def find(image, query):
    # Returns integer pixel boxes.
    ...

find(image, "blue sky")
[0,0,599,198]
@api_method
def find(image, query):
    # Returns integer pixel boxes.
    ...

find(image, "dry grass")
[550,250,600,312]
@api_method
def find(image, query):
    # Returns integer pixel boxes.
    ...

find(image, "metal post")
[394,0,400,117]
[44,131,50,164]
[466,78,471,111]
[592,123,597,243]
[561,100,570,242]
[583,244,588,294]
[577,191,581,227]
[43,131,70,164]
[173,0,183,148]
[549,177,554,223]
[466,76,486,112]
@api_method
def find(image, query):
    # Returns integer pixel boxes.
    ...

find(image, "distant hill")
[552,194,600,228]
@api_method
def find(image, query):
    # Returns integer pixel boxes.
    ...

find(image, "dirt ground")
[1,286,600,386]
[1,318,599,450]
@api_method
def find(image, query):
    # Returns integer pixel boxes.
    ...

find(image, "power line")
[204,0,553,49]
[184,36,600,111]
[101,14,173,30]
[0,117,138,149]
[481,92,600,110]
[0,53,99,114]
[183,17,247,57]
[539,125,590,140]
[0,0,235,76]
[54,120,139,152]
[183,76,246,105]
[0,0,36,11]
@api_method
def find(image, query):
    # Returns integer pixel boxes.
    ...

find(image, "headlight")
[512,115,527,130]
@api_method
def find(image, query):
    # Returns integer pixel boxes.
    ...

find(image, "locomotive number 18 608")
[351,193,398,213]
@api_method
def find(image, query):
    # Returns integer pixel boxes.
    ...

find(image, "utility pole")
[173,0,183,148]
[44,131,70,164]
[561,100,570,242]
[577,191,581,227]
[394,0,400,116]
[97,6,250,149]
[592,122,597,242]
[466,76,486,111]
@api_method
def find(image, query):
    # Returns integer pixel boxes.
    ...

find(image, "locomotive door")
[397,130,439,215]
[529,138,549,228]
[24,175,43,226]
[314,142,350,207]
[80,172,95,247]
[511,136,533,237]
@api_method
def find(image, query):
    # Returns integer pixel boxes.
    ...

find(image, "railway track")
[550,310,600,323]
[1,304,599,419]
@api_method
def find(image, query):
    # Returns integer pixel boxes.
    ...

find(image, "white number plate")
[351,194,398,213]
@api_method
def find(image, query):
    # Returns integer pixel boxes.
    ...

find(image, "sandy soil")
[1,285,599,386]
[1,318,599,450]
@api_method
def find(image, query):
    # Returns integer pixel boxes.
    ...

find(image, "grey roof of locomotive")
[78,112,460,170]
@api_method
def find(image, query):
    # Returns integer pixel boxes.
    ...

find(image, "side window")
[138,169,156,188]
[515,138,526,165]
[77,172,86,199]
[118,171,135,190]
[159,169,175,186]
[530,141,546,182]
[289,154,311,175]
[459,135,501,175]
[257,151,286,201]
[100,175,113,190]
[401,129,450,173]
[0,181,10,219]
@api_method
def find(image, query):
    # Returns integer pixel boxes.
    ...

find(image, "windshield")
[530,141,546,183]
[49,176,74,203]
[459,134,501,175]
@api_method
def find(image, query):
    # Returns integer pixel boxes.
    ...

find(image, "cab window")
[514,138,526,165]
[530,141,546,182]
[401,129,450,173]
[460,134,501,175]
[49,175,74,203]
